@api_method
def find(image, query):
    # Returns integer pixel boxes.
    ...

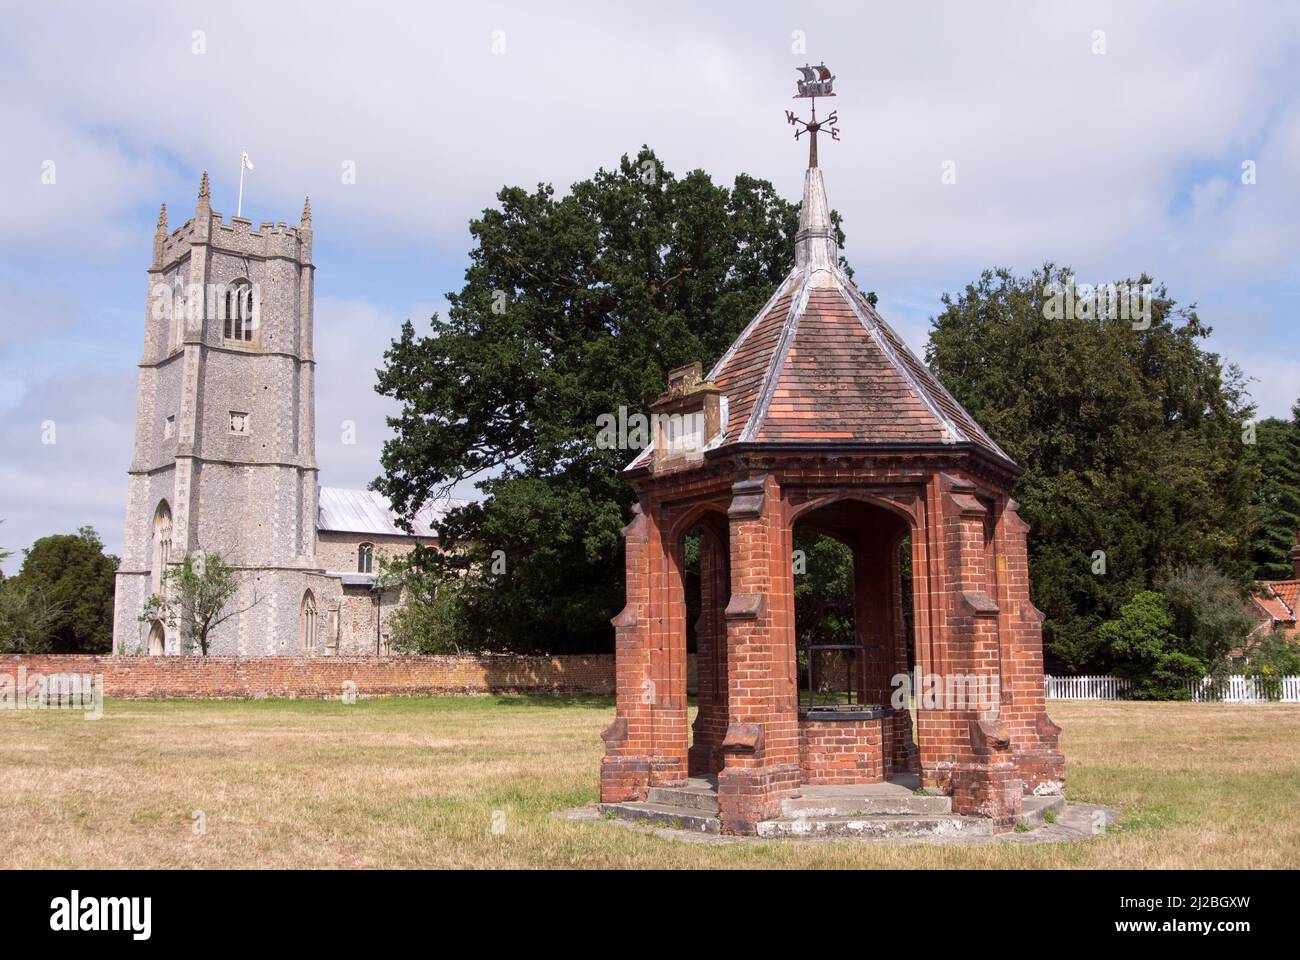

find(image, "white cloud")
[2,1,1294,276]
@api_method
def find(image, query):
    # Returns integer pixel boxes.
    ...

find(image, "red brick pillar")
[997,499,1065,795]
[716,475,801,834]
[600,502,666,801]
[922,473,1022,831]
[648,511,690,787]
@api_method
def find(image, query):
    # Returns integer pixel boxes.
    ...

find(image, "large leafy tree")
[1247,401,1300,580]
[375,148,840,652]
[925,265,1256,673]
[11,526,117,654]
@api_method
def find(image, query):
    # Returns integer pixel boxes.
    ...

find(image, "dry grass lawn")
[1,695,1297,868]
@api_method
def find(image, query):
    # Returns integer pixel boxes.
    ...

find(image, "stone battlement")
[154,210,309,269]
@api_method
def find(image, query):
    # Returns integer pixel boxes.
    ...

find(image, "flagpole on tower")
[237,150,254,217]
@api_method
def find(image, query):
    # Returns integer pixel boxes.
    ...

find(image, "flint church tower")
[113,173,336,655]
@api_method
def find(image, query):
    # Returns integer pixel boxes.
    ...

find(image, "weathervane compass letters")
[786,63,839,168]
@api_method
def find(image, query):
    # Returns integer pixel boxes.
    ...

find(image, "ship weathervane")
[786,63,839,168]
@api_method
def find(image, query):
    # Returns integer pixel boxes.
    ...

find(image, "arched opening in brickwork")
[357,542,374,574]
[792,529,857,710]
[147,620,166,657]
[152,500,172,593]
[791,496,919,783]
[675,511,731,777]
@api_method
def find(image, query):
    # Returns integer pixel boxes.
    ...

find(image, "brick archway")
[633,504,734,785]
[671,509,732,777]
[791,495,919,784]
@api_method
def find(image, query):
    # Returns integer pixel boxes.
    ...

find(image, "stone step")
[1018,794,1067,827]
[647,784,720,814]
[756,813,992,839]
[781,793,952,818]
[598,802,721,834]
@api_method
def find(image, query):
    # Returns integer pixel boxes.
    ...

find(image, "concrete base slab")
[563,799,1118,847]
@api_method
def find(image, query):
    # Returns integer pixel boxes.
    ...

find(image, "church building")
[111,175,451,657]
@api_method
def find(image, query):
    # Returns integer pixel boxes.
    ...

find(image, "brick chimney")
[1290,530,1300,580]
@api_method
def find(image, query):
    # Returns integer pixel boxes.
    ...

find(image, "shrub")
[1159,563,1255,672]
[384,558,471,655]
[1098,591,1205,700]
[0,579,63,653]
[1245,633,1300,698]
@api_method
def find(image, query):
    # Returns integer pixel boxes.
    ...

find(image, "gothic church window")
[171,278,186,353]
[357,542,374,574]
[223,281,254,342]
[300,591,318,653]
[148,620,166,657]
[152,501,172,593]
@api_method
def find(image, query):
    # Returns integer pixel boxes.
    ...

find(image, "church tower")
[112,175,332,655]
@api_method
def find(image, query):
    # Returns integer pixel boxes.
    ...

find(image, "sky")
[1,0,1298,574]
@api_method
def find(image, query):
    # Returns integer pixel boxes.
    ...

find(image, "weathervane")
[786,63,839,168]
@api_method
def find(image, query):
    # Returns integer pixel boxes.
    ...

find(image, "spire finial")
[785,63,840,169]
[788,65,840,274]
[156,203,168,234]
[198,170,210,202]
[301,196,312,227]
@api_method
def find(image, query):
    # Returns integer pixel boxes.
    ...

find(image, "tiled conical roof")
[630,165,1014,471]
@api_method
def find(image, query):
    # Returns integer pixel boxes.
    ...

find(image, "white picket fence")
[1185,674,1300,703]
[1044,675,1130,700]
[1045,674,1300,702]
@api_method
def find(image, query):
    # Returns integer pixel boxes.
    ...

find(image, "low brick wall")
[0,654,625,700]
[799,716,885,785]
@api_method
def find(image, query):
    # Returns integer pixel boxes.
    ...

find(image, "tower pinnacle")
[301,196,312,227]
[156,203,168,234]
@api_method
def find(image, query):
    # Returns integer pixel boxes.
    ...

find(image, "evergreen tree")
[1248,401,1300,580]
[925,265,1257,672]
[11,526,117,654]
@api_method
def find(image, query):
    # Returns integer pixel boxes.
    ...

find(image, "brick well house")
[598,149,1064,835]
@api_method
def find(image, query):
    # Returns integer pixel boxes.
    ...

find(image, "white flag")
[241,151,255,170]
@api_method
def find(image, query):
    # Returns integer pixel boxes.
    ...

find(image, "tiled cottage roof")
[1255,581,1299,623]
[627,166,1014,471]
[1269,580,1299,613]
